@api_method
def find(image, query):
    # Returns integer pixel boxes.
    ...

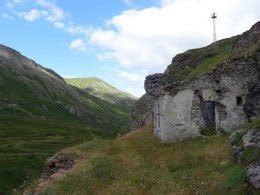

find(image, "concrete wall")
[154,90,201,142]
[154,79,248,142]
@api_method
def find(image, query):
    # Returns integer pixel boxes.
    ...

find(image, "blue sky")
[1,0,260,96]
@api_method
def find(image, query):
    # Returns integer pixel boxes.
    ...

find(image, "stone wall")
[154,57,258,142]
[154,90,201,142]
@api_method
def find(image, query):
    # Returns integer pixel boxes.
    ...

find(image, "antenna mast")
[211,12,217,42]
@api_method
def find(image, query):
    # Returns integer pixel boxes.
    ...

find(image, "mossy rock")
[240,147,260,165]
[230,130,247,146]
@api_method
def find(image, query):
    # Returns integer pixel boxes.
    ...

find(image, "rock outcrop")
[40,153,78,181]
[131,22,260,143]
[247,162,260,189]
[130,94,154,130]
[230,128,260,189]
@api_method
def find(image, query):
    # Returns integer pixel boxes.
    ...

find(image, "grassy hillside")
[65,77,137,108]
[175,37,236,81]
[30,124,258,194]
[0,115,95,193]
[0,99,130,193]
[171,27,260,82]
[0,45,131,193]
[0,64,129,130]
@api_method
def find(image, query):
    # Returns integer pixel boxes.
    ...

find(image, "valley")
[0,44,134,193]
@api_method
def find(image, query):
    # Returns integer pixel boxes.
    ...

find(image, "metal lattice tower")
[211,12,217,42]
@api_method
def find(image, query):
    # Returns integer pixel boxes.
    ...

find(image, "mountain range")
[0,44,135,193]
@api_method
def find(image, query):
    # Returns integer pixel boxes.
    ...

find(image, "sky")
[0,0,260,97]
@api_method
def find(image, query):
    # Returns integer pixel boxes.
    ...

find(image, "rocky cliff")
[131,22,260,142]
[130,94,154,130]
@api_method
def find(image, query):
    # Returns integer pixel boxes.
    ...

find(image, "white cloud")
[66,25,84,34]
[35,0,66,22]
[20,9,42,21]
[125,87,145,97]
[66,25,91,36]
[54,21,65,28]
[8,0,67,27]
[119,72,145,96]
[69,39,86,52]
[116,70,144,82]
[88,0,260,74]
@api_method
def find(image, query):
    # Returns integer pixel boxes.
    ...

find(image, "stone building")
[134,22,260,142]
[152,58,258,142]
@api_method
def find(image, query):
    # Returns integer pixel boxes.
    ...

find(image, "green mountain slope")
[0,44,130,193]
[0,44,130,132]
[65,77,137,108]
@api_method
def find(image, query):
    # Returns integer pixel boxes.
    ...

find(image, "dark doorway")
[236,96,243,106]
[201,101,217,135]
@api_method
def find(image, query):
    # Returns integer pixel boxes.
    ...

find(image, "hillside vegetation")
[0,45,131,193]
[0,115,95,193]
[65,77,137,108]
[167,24,260,83]
[31,124,258,194]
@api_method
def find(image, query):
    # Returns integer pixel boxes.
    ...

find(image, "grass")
[240,147,260,165]
[0,154,46,193]
[31,124,259,194]
[224,165,247,189]
[247,119,260,129]
[176,38,234,81]
[175,36,260,82]
[0,115,114,194]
